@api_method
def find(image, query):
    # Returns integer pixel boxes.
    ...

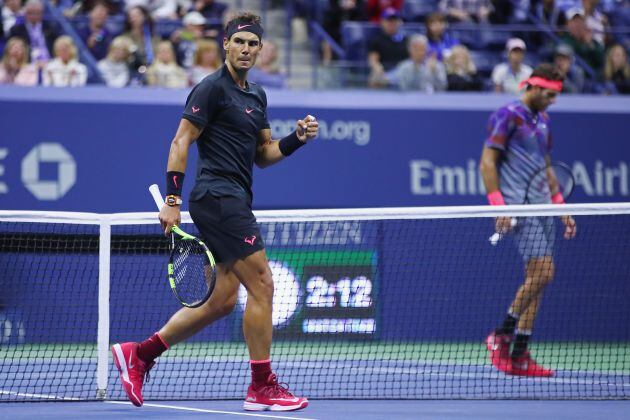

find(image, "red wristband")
[487,190,506,206]
[551,192,565,204]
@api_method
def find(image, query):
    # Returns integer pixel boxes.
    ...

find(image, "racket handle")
[149,184,164,210]
[488,217,518,246]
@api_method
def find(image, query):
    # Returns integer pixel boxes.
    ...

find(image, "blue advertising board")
[1,87,629,212]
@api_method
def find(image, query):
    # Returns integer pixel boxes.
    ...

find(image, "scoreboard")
[237,250,378,338]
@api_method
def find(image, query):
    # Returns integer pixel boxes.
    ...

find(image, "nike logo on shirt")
[245,107,254,114]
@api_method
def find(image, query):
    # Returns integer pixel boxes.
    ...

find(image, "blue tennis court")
[2,400,630,420]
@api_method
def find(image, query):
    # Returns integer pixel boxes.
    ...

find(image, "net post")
[96,217,111,400]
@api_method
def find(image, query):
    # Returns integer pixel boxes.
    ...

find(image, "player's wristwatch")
[165,195,182,207]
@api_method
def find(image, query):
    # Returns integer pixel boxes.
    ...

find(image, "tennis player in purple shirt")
[480,63,577,377]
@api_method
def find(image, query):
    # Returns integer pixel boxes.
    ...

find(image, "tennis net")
[1,204,629,401]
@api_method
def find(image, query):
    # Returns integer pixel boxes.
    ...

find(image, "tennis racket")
[489,161,575,245]
[149,184,217,308]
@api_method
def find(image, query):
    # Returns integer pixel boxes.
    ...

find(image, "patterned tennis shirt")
[484,100,553,204]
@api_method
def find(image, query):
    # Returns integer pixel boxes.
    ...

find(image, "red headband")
[518,76,563,92]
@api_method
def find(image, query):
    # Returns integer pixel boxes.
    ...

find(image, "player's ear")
[223,36,229,52]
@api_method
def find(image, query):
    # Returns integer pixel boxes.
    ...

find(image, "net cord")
[1,203,630,225]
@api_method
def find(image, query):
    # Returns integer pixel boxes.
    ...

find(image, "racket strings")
[172,239,215,305]
[526,164,575,204]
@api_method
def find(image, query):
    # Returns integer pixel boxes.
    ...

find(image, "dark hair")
[224,11,262,33]
[530,63,563,82]
[124,5,154,34]
[425,12,446,25]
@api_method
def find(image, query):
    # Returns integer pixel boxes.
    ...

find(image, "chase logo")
[21,143,77,200]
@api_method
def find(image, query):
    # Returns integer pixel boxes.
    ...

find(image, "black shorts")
[189,193,264,264]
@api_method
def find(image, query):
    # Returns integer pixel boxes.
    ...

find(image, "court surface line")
[346,365,630,387]
[0,389,80,400]
[105,401,318,419]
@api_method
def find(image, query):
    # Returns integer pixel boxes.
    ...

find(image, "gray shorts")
[512,216,555,263]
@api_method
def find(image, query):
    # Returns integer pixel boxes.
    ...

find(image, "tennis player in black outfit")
[111,11,318,412]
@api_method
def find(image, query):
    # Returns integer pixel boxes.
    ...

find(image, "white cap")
[506,37,526,52]
[183,11,206,26]
[565,7,585,21]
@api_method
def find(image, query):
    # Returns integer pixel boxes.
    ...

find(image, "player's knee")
[251,268,274,303]
[528,258,554,285]
[533,261,555,287]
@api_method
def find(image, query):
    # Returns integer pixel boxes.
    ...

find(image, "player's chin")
[237,60,253,69]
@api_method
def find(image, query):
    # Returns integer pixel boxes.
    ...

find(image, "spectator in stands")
[146,40,187,88]
[489,0,514,23]
[561,8,605,72]
[248,38,287,89]
[366,0,403,23]
[0,36,37,85]
[530,0,567,28]
[426,12,459,62]
[188,37,221,85]
[603,44,630,94]
[386,34,448,92]
[9,0,59,64]
[581,0,609,45]
[527,0,567,47]
[321,0,366,64]
[98,35,132,87]
[76,1,113,61]
[439,0,492,23]
[123,5,159,75]
[446,44,483,91]
[43,35,88,86]
[367,7,408,85]
[126,0,178,20]
[553,43,585,93]
[491,38,533,94]
[2,0,23,39]
[192,0,227,20]
[58,0,120,18]
[170,10,205,69]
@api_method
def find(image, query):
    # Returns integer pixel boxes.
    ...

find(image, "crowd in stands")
[319,0,630,94]
[0,0,287,88]
[0,0,628,94]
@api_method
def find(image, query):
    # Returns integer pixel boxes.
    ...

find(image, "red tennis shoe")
[111,342,155,407]
[509,351,554,377]
[243,373,308,412]
[486,331,512,374]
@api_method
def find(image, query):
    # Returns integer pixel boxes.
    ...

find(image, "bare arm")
[368,51,381,69]
[255,115,319,169]
[544,155,577,239]
[159,119,201,234]
[166,119,201,172]
[480,146,513,233]
[544,155,560,196]
[479,146,502,194]
[255,129,285,169]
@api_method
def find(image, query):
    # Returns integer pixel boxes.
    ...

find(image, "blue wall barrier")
[1,87,629,212]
